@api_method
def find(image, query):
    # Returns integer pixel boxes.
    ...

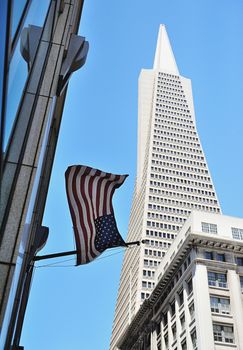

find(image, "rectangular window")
[156,322,161,337]
[232,227,243,240]
[202,222,218,234]
[145,333,150,347]
[172,323,176,340]
[191,329,197,349]
[208,272,227,288]
[236,257,243,266]
[178,289,184,306]
[205,251,213,260]
[180,313,185,331]
[181,340,187,350]
[210,296,230,314]
[216,253,225,262]
[240,276,243,291]
[170,300,175,316]
[187,278,193,294]
[189,302,195,320]
[163,312,168,327]
[213,324,234,343]
[164,334,168,349]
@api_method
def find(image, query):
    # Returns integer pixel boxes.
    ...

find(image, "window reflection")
[3,0,50,151]
[0,1,8,96]
[4,39,28,150]
[11,0,29,39]
[0,0,9,166]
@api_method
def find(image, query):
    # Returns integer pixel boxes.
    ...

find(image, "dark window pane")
[236,257,243,266]
[216,253,225,262]
[205,251,213,260]
[178,289,184,306]
[170,301,175,316]
[240,276,243,289]
[187,278,193,294]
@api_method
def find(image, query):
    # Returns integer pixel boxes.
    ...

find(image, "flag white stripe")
[106,182,117,215]
[84,174,100,257]
[98,174,116,217]
[92,175,100,219]
[98,178,107,218]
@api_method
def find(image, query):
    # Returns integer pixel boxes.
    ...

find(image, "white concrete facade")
[118,212,243,350]
[110,25,221,350]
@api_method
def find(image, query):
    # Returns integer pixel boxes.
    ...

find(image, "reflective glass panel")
[11,0,28,39]
[4,0,50,151]
[0,0,9,155]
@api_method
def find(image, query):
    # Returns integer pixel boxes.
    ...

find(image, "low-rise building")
[117,211,243,350]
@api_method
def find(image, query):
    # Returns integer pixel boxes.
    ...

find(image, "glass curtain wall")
[0,0,50,181]
[0,0,56,347]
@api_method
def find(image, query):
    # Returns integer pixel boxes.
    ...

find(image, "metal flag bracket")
[33,240,146,262]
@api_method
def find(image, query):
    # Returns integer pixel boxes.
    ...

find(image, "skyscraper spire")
[153,24,179,74]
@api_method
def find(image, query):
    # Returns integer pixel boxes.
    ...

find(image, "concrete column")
[192,263,214,350]
[182,280,191,349]
[151,327,158,350]
[167,305,173,348]
[227,269,243,349]
[160,312,167,350]
[175,290,181,346]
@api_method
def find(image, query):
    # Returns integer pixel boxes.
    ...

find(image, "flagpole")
[125,239,146,247]
[33,250,78,261]
[33,240,146,261]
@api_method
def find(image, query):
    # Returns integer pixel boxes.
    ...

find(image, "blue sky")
[21,1,243,349]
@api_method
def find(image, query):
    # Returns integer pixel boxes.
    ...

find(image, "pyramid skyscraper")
[110,25,221,350]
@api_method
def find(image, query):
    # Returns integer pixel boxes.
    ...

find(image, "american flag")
[65,165,128,265]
